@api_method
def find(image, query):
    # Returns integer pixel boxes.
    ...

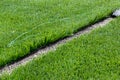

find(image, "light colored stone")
[113,9,120,17]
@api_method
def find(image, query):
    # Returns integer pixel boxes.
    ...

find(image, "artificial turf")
[1,16,120,80]
[0,0,120,67]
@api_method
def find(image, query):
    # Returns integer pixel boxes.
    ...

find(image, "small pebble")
[34,55,37,57]
[113,9,120,17]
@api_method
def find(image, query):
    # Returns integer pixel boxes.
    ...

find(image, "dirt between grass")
[0,17,113,75]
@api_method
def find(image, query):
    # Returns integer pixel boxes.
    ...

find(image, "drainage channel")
[0,16,115,75]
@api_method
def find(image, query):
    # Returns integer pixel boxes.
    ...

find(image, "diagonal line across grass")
[0,17,113,75]
[1,16,120,79]
[0,0,120,70]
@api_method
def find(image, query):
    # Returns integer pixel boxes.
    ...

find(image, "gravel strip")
[0,17,113,75]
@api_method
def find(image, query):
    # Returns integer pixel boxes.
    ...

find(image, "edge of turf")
[0,13,115,75]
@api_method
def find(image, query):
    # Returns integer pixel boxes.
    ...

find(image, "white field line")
[0,17,113,75]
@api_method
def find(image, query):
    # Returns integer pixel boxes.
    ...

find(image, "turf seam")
[0,16,114,75]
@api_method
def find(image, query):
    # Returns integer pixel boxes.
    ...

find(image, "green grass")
[0,0,120,67]
[1,16,120,80]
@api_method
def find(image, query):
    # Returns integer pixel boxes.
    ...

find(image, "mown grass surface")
[1,17,120,80]
[0,0,120,67]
